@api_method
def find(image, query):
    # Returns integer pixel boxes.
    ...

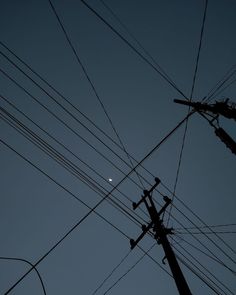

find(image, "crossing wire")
[166,0,209,227]
[98,0,181,94]
[171,237,235,295]
[47,0,145,189]
[2,67,233,271]
[0,256,46,295]
[174,249,223,295]
[1,110,189,294]
[0,105,147,228]
[79,0,188,100]
[174,235,236,275]
[102,243,157,295]
[0,94,149,223]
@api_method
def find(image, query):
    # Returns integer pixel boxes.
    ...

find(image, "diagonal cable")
[166,0,209,227]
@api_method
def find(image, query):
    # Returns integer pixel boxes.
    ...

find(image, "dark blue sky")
[0,0,236,294]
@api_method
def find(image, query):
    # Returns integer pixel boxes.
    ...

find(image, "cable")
[190,0,209,100]
[102,243,157,295]
[175,231,236,235]
[0,94,149,222]
[2,109,188,294]
[172,237,235,295]
[91,250,132,295]
[98,0,182,96]
[47,0,145,189]
[0,107,147,229]
[174,235,236,275]
[175,223,236,230]
[161,182,236,259]
[0,256,46,295]
[166,0,209,226]
[174,250,223,295]
[79,0,188,99]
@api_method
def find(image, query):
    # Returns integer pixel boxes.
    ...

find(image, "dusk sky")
[0,0,236,294]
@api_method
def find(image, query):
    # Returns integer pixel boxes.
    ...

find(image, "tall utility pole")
[130,178,192,295]
[174,99,236,155]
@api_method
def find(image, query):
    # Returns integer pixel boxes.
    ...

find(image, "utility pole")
[174,99,236,155]
[130,178,192,295]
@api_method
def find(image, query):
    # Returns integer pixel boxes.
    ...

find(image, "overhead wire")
[174,235,236,275]
[98,0,181,94]
[0,256,46,295]
[102,243,157,295]
[203,65,236,103]
[171,237,235,295]
[174,249,224,295]
[0,106,147,228]
[166,0,209,227]
[2,108,189,294]
[47,0,145,189]
[79,0,188,99]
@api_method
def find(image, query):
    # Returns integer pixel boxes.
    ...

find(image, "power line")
[174,235,236,275]
[0,256,46,295]
[98,0,182,95]
[166,0,209,227]
[161,182,236,259]
[171,237,235,295]
[47,0,145,190]
[2,111,189,294]
[0,106,147,228]
[102,243,157,295]
[79,0,188,99]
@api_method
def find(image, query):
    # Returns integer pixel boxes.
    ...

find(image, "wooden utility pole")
[130,178,192,295]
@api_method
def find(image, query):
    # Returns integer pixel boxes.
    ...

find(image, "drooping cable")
[0,256,46,295]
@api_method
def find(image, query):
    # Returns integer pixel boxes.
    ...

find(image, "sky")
[0,0,236,294]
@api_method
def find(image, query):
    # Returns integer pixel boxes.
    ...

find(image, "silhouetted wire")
[175,223,236,230]
[203,65,236,102]
[7,91,231,277]
[175,235,236,275]
[91,250,132,295]
[98,0,181,95]
[0,57,147,188]
[102,243,158,295]
[0,63,195,211]
[0,41,196,202]
[175,231,236,235]
[0,21,234,265]
[166,0,209,227]
[174,250,223,295]
[0,95,151,224]
[0,47,201,210]
[79,0,188,99]
[207,77,236,102]
[0,66,151,196]
[2,81,233,271]
[2,110,188,294]
[162,205,236,275]
[0,256,46,295]
[171,237,234,295]
[171,202,236,265]
[47,0,145,189]
[202,65,236,102]
[0,108,147,228]
[161,181,236,259]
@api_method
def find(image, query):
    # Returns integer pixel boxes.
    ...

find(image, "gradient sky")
[0,0,236,294]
